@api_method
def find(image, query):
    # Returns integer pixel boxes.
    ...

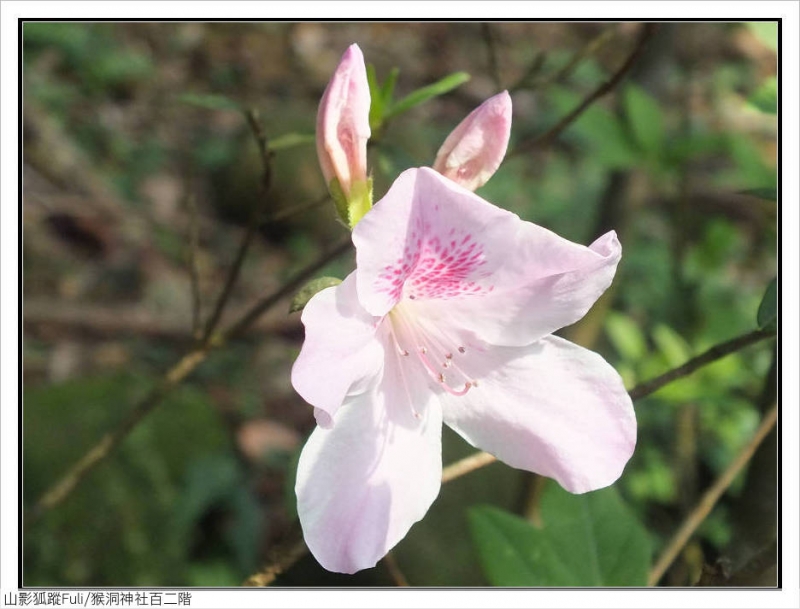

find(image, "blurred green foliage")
[23,22,777,587]
[469,484,651,586]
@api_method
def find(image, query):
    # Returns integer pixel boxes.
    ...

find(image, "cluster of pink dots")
[375,214,493,302]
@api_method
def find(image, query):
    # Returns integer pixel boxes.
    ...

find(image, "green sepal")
[289,277,343,314]
[347,177,373,228]
[328,176,373,229]
[328,177,350,226]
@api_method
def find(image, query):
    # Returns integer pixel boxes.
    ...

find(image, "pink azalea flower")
[291,167,637,574]
[432,90,512,191]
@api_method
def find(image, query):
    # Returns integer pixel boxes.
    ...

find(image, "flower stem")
[647,405,778,586]
[628,328,774,400]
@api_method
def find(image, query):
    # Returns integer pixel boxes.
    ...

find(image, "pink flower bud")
[432,91,512,191]
[316,44,371,199]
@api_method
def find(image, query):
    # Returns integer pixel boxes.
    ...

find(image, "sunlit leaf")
[549,87,638,168]
[605,312,647,362]
[748,77,777,115]
[469,485,651,586]
[289,276,342,313]
[385,71,470,120]
[623,84,665,156]
[652,324,691,368]
[746,22,778,52]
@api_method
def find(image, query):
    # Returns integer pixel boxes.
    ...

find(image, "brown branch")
[261,193,331,226]
[201,108,273,342]
[185,193,203,338]
[383,551,410,587]
[517,27,617,93]
[629,328,774,400]
[441,450,497,484]
[509,23,656,158]
[648,405,778,586]
[222,237,351,340]
[242,536,308,587]
[28,239,352,524]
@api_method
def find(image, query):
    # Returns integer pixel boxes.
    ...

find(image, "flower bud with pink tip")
[432,91,512,191]
[317,44,373,227]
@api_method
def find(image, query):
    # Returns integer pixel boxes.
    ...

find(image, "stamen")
[390,305,477,398]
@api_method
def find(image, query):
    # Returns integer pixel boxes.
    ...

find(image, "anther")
[458,346,466,353]
[445,353,453,359]
[438,373,445,383]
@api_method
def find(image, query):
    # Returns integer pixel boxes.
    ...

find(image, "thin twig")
[185,193,203,338]
[525,27,618,92]
[28,239,352,523]
[481,23,503,91]
[201,108,272,342]
[629,328,774,400]
[262,193,331,226]
[222,237,351,340]
[242,536,308,586]
[648,405,778,586]
[441,450,497,484]
[509,23,656,158]
[384,551,411,587]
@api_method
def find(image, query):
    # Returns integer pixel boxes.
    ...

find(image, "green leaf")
[468,485,651,586]
[366,64,384,131]
[739,187,777,201]
[267,132,315,151]
[549,87,638,169]
[757,278,777,332]
[385,71,470,120]
[289,276,342,313]
[177,93,242,112]
[623,84,665,156]
[652,324,691,368]
[381,67,400,107]
[605,312,647,361]
[747,22,778,53]
[748,77,777,115]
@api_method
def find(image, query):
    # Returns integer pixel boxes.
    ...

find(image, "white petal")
[440,335,636,494]
[295,347,443,573]
[291,272,384,426]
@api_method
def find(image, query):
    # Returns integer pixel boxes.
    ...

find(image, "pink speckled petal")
[433,91,512,191]
[291,272,384,427]
[353,167,517,317]
[440,230,621,347]
[296,345,443,574]
[316,44,371,196]
[440,335,636,494]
